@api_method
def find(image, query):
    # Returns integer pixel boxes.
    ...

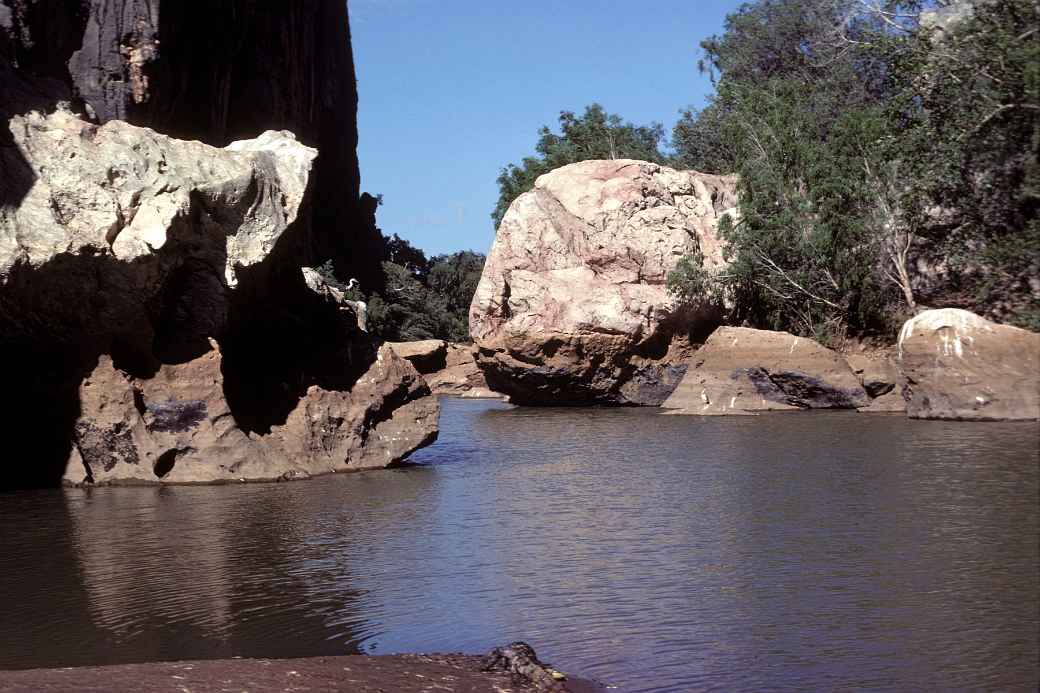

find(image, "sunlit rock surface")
[1,111,437,486]
[662,327,869,415]
[470,159,737,405]
[897,308,1039,421]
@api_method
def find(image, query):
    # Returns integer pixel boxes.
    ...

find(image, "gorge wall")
[0,0,435,489]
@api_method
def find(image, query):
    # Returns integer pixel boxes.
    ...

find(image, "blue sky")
[348,0,744,256]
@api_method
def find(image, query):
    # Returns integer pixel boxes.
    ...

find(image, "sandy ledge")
[0,653,603,693]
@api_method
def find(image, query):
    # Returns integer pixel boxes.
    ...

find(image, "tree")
[491,104,666,228]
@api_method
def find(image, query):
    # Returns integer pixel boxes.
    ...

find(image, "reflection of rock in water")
[61,484,371,665]
[0,490,115,669]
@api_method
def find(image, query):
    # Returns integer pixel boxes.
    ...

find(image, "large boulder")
[897,308,1040,420]
[662,327,869,414]
[469,159,737,405]
[1,111,438,486]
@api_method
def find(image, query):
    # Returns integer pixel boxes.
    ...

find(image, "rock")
[1,110,312,284]
[663,327,869,414]
[897,308,1040,420]
[386,340,448,374]
[470,159,738,405]
[846,352,907,413]
[2,0,382,289]
[1,111,438,487]
[423,343,508,399]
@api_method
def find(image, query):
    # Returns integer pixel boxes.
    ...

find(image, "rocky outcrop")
[897,308,1039,420]
[1,0,381,288]
[66,344,437,485]
[845,352,907,413]
[387,341,506,399]
[1,111,437,487]
[662,327,869,414]
[387,339,448,374]
[470,159,737,405]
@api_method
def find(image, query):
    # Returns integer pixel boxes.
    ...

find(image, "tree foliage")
[491,104,666,228]
[669,0,1039,337]
[320,234,486,343]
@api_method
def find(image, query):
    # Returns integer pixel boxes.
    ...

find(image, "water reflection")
[0,401,1036,692]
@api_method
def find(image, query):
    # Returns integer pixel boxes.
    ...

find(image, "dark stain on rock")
[145,399,207,432]
[74,420,140,472]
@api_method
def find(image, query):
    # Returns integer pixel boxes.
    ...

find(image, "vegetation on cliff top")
[492,0,1038,341]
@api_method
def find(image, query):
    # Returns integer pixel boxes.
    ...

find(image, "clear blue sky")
[348,0,743,257]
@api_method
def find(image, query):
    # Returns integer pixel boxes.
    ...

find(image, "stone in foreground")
[469,159,737,405]
[897,309,1039,421]
[663,327,869,414]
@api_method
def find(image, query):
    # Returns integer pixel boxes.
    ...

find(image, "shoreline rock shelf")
[661,326,870,414]
[388,340,509,400]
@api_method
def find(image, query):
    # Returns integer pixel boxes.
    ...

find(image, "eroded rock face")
[845,353,907,413]
[897,309,1039,420]
[662,327,869,414]
[470,159,737,405]
[2,112,437,486]
[1,0,382,288]
[386,340,448,374]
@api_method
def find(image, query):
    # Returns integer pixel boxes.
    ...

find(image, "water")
[1,399,1037,691]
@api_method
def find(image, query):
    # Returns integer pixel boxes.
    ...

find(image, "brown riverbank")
[0,654,602,693]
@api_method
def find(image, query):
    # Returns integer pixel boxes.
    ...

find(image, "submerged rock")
[663,327,869,414]
[469,159,737,405]
[897,309,1039,421]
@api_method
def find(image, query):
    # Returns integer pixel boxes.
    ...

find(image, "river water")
[1,399,1037,691]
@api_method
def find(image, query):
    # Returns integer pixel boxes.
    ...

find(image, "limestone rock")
[425,343,508,399]
[2,110,313,285]
[846,352,907,413]
[470,159,737,405]
[897,309,1040,420]
[387,340,448,374]
[663,327,869,414]
[1,111,438,486]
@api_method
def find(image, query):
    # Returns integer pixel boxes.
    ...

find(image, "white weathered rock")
[1,110,315,286]
[470,159,737,405]
[1,111,438,485]
[897,308,1039,420]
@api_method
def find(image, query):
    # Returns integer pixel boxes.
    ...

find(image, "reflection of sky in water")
[0,400,1036,691]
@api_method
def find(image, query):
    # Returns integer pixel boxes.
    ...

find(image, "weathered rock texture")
[0,2,435,488]
[387,340,449,374]
[470,159,738,405]
[845,352,907,413]
[897,308,1039,421]
[1,0,381,287]
[1,111,437,487]
[662,327,869,414]
[389,341,507,399]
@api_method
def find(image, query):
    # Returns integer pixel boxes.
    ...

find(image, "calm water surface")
[1,399,1037,691]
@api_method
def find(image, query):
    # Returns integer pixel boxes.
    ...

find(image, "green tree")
[491,103,666,228]
[891,0,1040,328]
